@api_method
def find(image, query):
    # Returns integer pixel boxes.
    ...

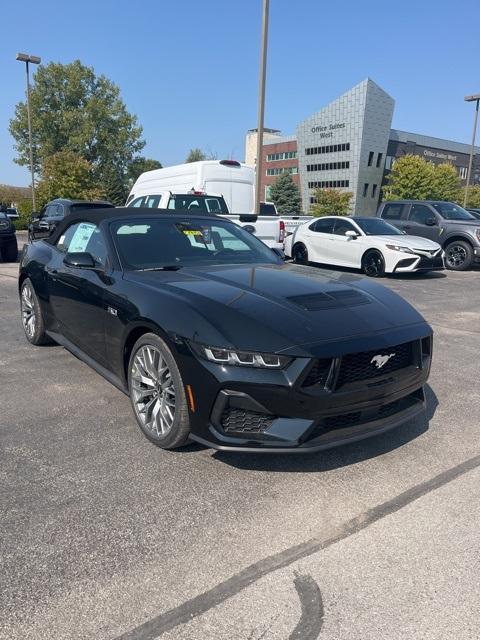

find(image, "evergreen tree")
[268,173,302,213]
[185,148,207,163]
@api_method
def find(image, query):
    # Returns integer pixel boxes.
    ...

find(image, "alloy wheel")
[293,244,308,264]
[21,283,36,338]
[130,345,176,437]
[445,244,467,269]
[363,252,384,277]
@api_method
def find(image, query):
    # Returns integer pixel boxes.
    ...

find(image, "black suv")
[28,198,114,242]
[377,200,480,270]
[0,212,18,262]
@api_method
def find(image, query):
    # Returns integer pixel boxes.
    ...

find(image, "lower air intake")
[220,408,275,434]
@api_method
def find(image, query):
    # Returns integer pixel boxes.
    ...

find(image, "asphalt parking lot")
[1,236,480,640]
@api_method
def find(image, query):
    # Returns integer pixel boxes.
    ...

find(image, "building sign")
[310,122,346,138]
[423,149,458,162]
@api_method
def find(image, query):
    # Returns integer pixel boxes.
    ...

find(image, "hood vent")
[287,289,371,311]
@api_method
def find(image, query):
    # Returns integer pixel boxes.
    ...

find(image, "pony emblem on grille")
[371,353,396,369]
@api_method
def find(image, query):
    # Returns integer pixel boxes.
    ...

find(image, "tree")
[431,163,462,202]
[268,173,302,213]
[310,189,352,217]
[127,157,162,186]
[9,60,145,180]
[185,148,207,163]
[383,155,434,201]
[36,151,102,207]
[459,184,480,208]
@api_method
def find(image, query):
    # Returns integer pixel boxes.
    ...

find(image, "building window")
[305,142,350,156]
[376,153,383,168]
[266,151,297,161]
[306,161,350,172]
[363,183,369,197]
[266,167,298,176]
[459,166,468,180]
[308,180,350,189]
[372,184,377,198]
[385,156,394,170]
[368,151,374,166]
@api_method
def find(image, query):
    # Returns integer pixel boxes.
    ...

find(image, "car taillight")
[279,220,285,243]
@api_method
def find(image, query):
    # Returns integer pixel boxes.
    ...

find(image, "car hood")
[125,263,430,357]
[379,235,441,249]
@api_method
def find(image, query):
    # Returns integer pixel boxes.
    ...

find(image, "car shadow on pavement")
[208,384,438,473]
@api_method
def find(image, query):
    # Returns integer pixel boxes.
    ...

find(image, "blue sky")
[1,0,479,186]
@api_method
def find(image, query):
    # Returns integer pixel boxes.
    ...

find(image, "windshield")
[354,218,403,236]
[167,194,229,214]
[111,217,279,270]
[431,202,475,220]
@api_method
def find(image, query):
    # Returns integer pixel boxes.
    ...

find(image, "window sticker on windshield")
[117,224,151,234]
[175,223,205,241]
[68,223,96,252]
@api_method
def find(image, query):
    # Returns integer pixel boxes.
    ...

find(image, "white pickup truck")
[259,202,313,236]
[126,161,285,249]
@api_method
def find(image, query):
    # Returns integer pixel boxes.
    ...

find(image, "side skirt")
[47,330,129,395]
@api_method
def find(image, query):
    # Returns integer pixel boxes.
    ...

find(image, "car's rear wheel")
[1,238,18,262]
[20,278,50,345]
[444,240,472,270]
[292,243,309,264]
[128,333,190,449]
[362,250,385,277]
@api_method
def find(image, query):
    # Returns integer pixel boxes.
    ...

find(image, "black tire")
[292,242,309,264]
[128,332,191,450]
[444,240,473,271]
[20,278,50,345]
[1,238,18,262]
[362,250,386,277]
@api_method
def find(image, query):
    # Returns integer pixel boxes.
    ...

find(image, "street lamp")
[16,52,41,212]
[254,0,269,216]
[463,93,480,208]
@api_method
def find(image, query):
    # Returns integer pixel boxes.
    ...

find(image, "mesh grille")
[220,408,275,434]
[336,341,414,388]
[302,359,332,388]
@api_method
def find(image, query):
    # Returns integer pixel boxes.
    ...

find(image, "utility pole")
[16,53,41,212]
[463,94,480,208]
[254,0,269,216]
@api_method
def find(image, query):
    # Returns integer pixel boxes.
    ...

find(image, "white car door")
[302,217,336,263]
[329,218,364,267]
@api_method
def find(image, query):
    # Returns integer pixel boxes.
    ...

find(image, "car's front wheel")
[20,278,50,345]
[362,250,385,277]
[444,240,473,270]
[128,333,191,449]
[292,243,309,264]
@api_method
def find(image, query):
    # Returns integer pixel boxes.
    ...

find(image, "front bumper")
[179,332,432,452]
[393,252,444,273]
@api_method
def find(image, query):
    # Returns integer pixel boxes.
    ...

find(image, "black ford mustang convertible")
[19,208,432,452]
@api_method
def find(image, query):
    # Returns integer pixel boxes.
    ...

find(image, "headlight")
[190,342,291,369]
[385,244,414,253]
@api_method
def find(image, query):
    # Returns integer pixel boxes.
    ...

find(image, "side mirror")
[425,217,437,226]
[64,252,96,268]
[345,230,358,239]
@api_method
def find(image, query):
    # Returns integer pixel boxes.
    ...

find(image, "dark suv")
[0,212,18,262]
[377,200,480,270]
[28,198,114,242]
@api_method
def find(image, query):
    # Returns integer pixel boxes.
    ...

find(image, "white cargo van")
[126,160,285,249]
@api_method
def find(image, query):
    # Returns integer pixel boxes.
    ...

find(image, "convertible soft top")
[45,207,223,245]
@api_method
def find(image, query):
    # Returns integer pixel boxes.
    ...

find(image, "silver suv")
[376,200,480,270]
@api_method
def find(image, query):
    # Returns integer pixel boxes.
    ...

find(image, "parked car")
[5,207,19,220]
[19,207,432,453]
[376,200,480,270]
[285,216,444,276]
[0,212,18,262]
[466,208,480,220]
[28,198,114,242]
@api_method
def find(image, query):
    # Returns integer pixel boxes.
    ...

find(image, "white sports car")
[284,216,444,276]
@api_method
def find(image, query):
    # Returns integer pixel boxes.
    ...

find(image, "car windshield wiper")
[138,265,183,271]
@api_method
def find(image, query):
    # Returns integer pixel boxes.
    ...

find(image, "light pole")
[254,0,269,216]
[463,93,480,208]
[16,53,41,212]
